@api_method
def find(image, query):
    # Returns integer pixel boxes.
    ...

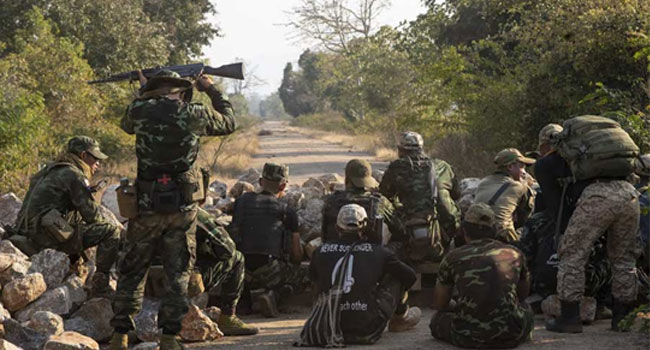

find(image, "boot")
[545,300,583,333]
[90,271,114,298]
[109,333,128,350]
[218,313,259,336]
[159,334,183,350]
[611,300,635,332]
[257,290,279,318]
[388,306,421,332]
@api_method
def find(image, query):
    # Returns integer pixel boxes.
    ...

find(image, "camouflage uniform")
[111,71,236,335]
[14,137,120,274]
[557,181,640,303]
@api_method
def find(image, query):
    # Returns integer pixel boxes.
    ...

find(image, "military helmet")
[635,154,650,177]
[398,131,424,150]
[142,69,192,93]
[337,204,368,232]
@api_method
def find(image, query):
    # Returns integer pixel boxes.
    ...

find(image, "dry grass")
[198,127,260,182]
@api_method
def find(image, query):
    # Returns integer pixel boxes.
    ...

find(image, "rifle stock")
[88,62,244,84]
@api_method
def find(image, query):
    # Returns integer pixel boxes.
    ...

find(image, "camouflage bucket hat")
[398,131,423,150]
[262,163,289,182]
[67,136,108,160]
[142,69,192,93]
[337,204,368,232]
[494,148,535,167]
[538,123,563,149]
[635,154,650,177]
[463,203,495,227]
[345,159,378,189]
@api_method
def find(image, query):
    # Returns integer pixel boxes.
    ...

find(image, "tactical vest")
[389,156,437,217]
[235,192,290,258]
[322,191,383,243]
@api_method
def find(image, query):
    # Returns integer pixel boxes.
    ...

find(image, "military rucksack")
[557,115,639,181]
[322,191,383,243]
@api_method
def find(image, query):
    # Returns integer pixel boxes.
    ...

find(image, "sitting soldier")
[430,203,534,349]
[307,204,420,345]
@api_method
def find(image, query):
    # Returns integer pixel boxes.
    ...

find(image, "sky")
[204,0,426,97]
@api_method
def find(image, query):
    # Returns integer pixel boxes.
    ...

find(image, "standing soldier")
[474,148,536,243]
[379,131,461,263]
[110,70,237,350]
[13,136,121,296]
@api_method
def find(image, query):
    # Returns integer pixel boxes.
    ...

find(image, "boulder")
[297,198,324,242]
[0,257,31,286]
[27,311,64,336]
[191,292,208,310]
[0,339,22,350]
[208,180,228,199]
[204,306,221,324]
[132,343,158,350]
[281,191,305,210]
[541,295,597,323]
[301,178,326,194]
[43,331,99,350]
[0,254,15,273]
[0,227,5,240]
[2,273,47,312]
[3,318,49,350]
[134,299,160,342]
[214,197,235,213]
[459,178,481,197]
[0,303,11,322]
[228,182,255,199]
[317,174,344,192]
[28,249,70,288]
[63,275,87,308]
[63,298,113,342]
[0,193,22,227]
[179,304,222,341]
[100,184,126,223]
[15,286,72,322]
[237,168,261,185]
[0,240,29,260]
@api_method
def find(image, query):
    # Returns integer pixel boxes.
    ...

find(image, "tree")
[259,92,289,119]
[229,58,266,95]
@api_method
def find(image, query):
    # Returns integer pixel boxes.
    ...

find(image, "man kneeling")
[306,204,421,345]
[430,202,533,348]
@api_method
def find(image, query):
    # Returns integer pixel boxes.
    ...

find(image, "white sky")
[204,0,426,97]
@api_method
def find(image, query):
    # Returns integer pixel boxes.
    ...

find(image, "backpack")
[557,115,639,181]
[323,192,383,244]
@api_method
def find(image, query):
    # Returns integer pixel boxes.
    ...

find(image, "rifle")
[87,62,244,84]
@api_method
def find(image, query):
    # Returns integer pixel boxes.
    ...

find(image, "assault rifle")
[87,62,244,84]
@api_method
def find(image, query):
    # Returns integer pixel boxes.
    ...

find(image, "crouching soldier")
[304,204,421,346]
[430,203,534,348]
[228,163,306,317]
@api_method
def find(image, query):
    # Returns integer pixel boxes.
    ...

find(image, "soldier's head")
[141,70,193,102]
[462,203,497,241]
[537,123,563,156]
[336,204,368,240]
[67,136,108,175]
[397,131,424,157]
[494,148,535,181]
[259,163,289,196]
[635,154,650,181]
[345,159,378,190]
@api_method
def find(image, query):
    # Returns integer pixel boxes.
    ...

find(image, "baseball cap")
[67,136,108,160]
[463,203,495,227]
[345,159,378,188]
[494,148,535,167]
[337,204,368,232]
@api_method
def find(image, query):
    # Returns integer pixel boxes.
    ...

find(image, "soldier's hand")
[137,70,147,88]
[196,74,214,92]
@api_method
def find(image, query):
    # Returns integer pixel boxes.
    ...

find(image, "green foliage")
[228,93,250,117]
[259,92,289,119]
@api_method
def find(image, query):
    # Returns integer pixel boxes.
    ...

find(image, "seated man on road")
[228,163,306,317]
[430,203,533,349]
[308,204,421,345]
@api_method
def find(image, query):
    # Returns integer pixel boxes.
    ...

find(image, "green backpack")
[557,115,639,181]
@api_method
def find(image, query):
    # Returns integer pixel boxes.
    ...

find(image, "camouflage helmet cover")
[337,204,368,232]
[398,131,424,150]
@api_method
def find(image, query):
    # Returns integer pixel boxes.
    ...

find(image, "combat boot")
[611,299,635,332]
[159,334,183,350]
[218,313,259,336]
[545,300,583,333]
[90,271,114,298]
[108,333,128,350]
[257,290,279,318]
[388,306,422,332]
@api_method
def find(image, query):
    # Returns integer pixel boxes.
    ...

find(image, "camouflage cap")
[262,163,289,182]
[538,123,563,149]
[634,154,650,177]
[398,131,424,150]
[463,203,495,227]
[337,204,368,232]
[142,69,192,93]
[67,136,108,160]
[345,159,378,189]
[494,148,535,167]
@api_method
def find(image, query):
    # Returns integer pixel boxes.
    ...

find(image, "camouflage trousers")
[558,181,640,303]
[197,250,245,314]
[246,258,309,301]
[111,209,197,335]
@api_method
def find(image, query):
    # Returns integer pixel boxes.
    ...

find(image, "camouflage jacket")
[121,85,236,180]
[437,239,531,347]
[379,155,461,234]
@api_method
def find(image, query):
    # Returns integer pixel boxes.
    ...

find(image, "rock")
[459,178,481,197]
[43,331,99,350]
[63,275,87,308]
[2,273,47,312]
[100,184,127,223]
[372,169,384,183]
[0,257,31,286]
[228,182,255,199]
[0,303,11,322]
[27,311,64,336]
[0,339,23,350]
[63,298,113,342]
[208,180,228,199]
[237,168,261,185]
[3,318,49,350]
[280,191,305,210]
[204,306,221,324]
[191,292,208,310]
[317,174,344,192]
[0,193,22,227]
[132,342,158,350]
[541,294,597,323]
[28,249,70,288]
[179,304,222,341]
[0,241,29,261]
[301,178,326,194]
[15,286,72,322]
[215,197,235,213]
[297,198,324,242]
[0,227,5,240]
[0,254,14,273]
[134,299,160,342]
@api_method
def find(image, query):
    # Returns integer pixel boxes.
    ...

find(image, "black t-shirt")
[309,238,416,336]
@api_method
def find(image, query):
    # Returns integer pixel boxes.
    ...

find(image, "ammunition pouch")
[404,214,443,261]
[137,168,205,214]
[116,181,138,219]
[40,208,74,243]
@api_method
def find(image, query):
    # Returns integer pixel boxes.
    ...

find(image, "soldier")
[194,208,258,335]
[430,203,534,348]
[307,204,420,345]
[13,136,121,296]
[474,148,536,243]
[321,159,397,244]
[110,70,237,350]
[228,163,305,318]
[379,131,461,263]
